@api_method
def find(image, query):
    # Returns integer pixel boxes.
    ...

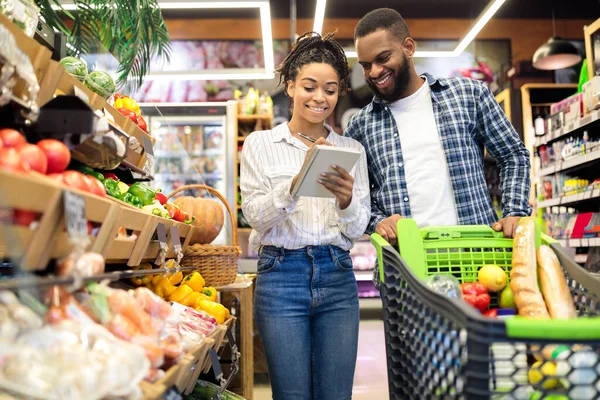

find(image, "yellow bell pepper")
[169,284,194,305]
[167,271,183,286]
[182,292,202,308]
[195,300,227,324]
[183,272,205,292]
[201,287,218,302]
[154,277,177,299]
[193,292,211,308]
[114,98,124,109]
[152,274,163,287]
[131,263,153,286]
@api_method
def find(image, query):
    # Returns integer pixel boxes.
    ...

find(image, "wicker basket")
[167,184,241,287]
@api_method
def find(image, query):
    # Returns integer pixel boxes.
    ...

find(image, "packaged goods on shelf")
[542,211,600,240]
[582,76,600,115]
[538,133,600,169]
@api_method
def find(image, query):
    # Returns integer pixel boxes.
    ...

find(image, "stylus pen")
[297,132,316,143]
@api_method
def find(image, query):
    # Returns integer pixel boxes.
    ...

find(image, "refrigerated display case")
[140,101,237,245]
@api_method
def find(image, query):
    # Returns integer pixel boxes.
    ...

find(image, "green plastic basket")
[371,218,600,400]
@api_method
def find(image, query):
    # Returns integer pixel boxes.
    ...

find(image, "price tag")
[73,86,90,104]
[226,329,236,348]
[209,349,223,379]
[594,189,600,198]
[170,226,182,253]
[141,135,154,156]
[63,191,87,241]
[157,223,168,251]
[164,387,183,400]
[581,239,589,247]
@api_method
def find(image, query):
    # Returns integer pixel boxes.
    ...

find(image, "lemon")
[528,361,558,389]
[477,264,507,292]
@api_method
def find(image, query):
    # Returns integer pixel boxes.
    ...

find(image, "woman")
[240,32,370,400]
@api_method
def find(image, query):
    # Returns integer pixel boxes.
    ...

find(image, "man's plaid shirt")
[344,73,532,234]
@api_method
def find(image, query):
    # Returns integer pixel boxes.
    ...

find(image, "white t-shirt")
[387,80,458,227]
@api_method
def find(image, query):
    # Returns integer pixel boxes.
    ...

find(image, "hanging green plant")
[35,0,171,91]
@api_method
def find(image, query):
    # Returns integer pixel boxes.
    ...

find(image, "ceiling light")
[345,0,506,59]
[55,0,275,81]
[313,0,327,35]
[532,10,582,70]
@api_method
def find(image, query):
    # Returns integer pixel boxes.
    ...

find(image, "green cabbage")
[59,56,88,80]
[84,71,116,99]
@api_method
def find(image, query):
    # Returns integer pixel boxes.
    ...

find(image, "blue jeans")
[254,245,360,400]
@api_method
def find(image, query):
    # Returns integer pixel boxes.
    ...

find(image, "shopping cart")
[371,218,600,400]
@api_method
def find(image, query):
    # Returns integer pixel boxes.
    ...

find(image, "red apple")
[0,148,30,173]
[0,128,26,148]
[36,139,71,174]
[19,144,48,174]
[13,209,38,227]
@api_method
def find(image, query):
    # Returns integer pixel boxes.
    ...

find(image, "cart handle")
[506,317,600,340]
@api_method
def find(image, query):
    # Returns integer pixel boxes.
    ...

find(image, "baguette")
[510,218,550,319]
[537,245,578,319]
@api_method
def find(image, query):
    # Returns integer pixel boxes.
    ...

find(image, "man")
[345,8,531,246]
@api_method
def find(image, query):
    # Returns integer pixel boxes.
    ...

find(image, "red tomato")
[0,128,26,148]
[13,209,37,227]
[83,175,106,197]
[19,144,48,174]
[0,148,30,173]
[47,173,64,184]
[61,170,90,192]
[36,139,71,174]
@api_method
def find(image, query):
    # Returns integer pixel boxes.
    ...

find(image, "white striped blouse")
[240,122,371,251]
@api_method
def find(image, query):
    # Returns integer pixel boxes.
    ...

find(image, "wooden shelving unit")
[233,110,274,234]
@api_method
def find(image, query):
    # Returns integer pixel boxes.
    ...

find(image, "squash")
[173,196,224,244]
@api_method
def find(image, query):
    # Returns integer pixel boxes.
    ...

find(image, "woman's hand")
[290,137,332,192]
[318,165,354,210]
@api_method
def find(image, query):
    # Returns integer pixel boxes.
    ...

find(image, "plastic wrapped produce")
[425,274,463,300]
[59,56,88,82]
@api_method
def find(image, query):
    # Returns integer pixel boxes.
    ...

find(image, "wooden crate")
[50,187,120,260]
[178,338,214,394]
[102,202,159,266]
[0,170,63,270]
[0,14,52,105]
[138,217,196,265]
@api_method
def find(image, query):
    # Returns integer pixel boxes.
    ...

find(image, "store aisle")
[253,310,389,400]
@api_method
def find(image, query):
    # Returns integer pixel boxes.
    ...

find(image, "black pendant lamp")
[532,10,582,70]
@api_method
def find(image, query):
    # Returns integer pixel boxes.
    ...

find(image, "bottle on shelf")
[534,107,545,136]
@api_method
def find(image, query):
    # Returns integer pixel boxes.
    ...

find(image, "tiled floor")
[253,318,389,400]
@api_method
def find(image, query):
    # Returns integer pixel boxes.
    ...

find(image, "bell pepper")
[118,192,143,208]
[169,284,193,305]
[154,276,177,299]
[142,201,170,218]
[154,191,168,205]
[165,203,182,222]
[102,172,119,181]
[77,165,94,175]
[181,210,195,224]
[167,271,183,286]
[152,274,163,287]
[483,308,498,318]
[136,115,148,132]
[117,181,129,195]
[128,182,156,206]
[183,272,205,292]
[131,263,152,286]
[201,287,218,303]
[195,300,227,324]
[103,178,121,198]
[460,282,491,312]
[87,171,105,182]
[183,292,201,308]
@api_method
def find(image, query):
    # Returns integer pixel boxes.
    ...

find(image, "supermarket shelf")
[558,238,600,248]
[537,188,600,208]
[155,149,223,158]
[354,270,374,282]
[157,173,223,181]
[535,110,600,148]
[537,150,600,177]
[237,114,272,122]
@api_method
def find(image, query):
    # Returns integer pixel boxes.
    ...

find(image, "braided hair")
[276,31,350,97]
